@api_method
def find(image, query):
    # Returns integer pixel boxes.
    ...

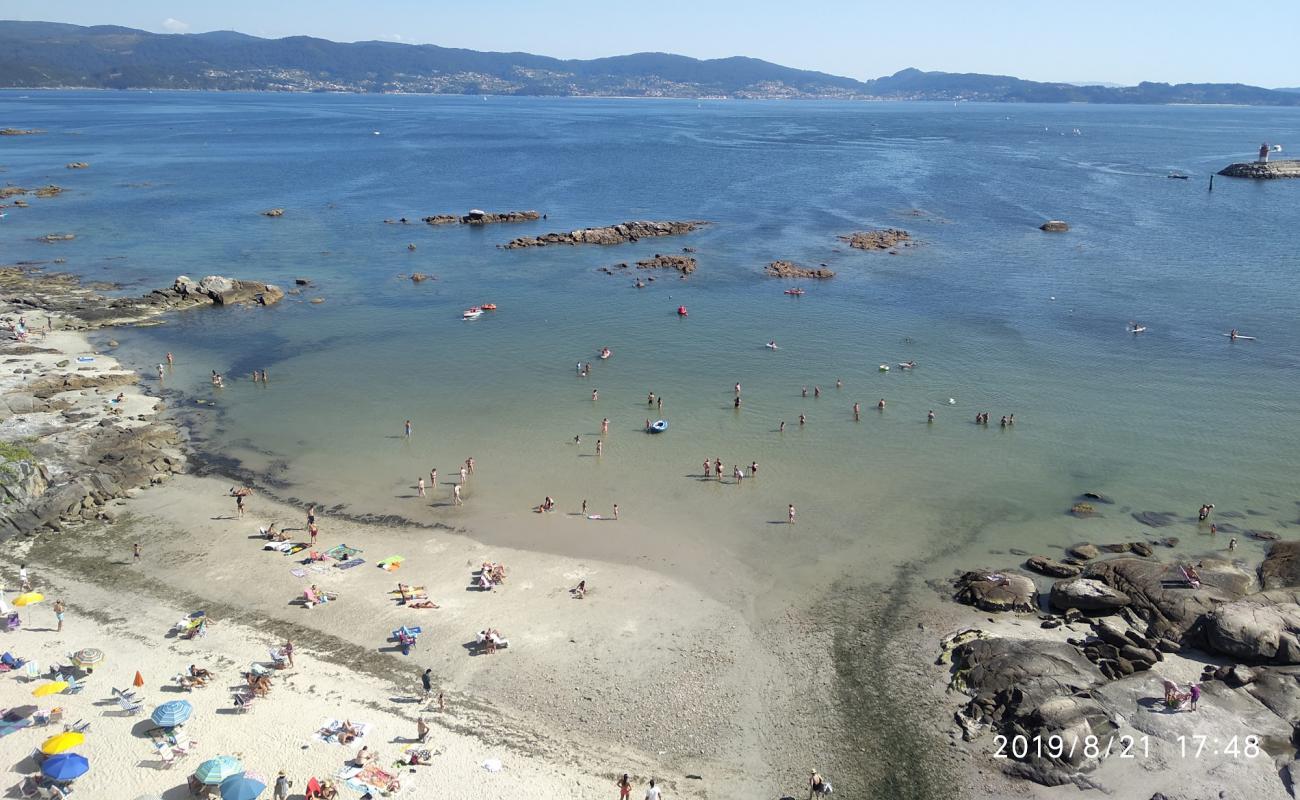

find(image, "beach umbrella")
[133,670,145,688]
[41,753,89,782]
[219,771,267,800]
[40,732,86,755]
[150,699,192,727]
[13,592,44,607]
[32,681,68,697]
[71,648,105,669]
[194,755,243,784]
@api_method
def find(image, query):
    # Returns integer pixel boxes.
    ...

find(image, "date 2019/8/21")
[993,734,1263,760]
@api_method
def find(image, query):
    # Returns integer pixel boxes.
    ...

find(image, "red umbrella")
[133,670,145,688]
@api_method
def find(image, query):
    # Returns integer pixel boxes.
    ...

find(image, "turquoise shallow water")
[3,91,1299,603]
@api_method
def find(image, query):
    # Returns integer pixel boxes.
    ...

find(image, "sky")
[6,1,1297,87]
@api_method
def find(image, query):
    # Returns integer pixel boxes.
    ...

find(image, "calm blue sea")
[3,91,1299,599]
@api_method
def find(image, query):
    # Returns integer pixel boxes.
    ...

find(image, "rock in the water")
[1079,491,1113,504]
[1250,529,1282,541]
[1050,578,1131,612]
[637,254,696,275]
[422,215,457,225]
[1069,502,1098,517]
[1129,542,1154,557]
[1067,543,1101,561]
[1040,220,1070,232]
[261,208,284,217]
[1026,556,1081,578]
[954,571,1039,613]
[39,233,75,243]
[460,209,540,225]
[1218,160,1300,179]
[1262,541,1300,590]
[1205,590,1300,664]
[765,260,834,279]
[65,162,89,169]
[502,220,707,249]
[838,229,913,251]
[1132,511,1179,527]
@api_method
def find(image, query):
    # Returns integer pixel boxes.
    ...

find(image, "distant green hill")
[1,21,1297,105]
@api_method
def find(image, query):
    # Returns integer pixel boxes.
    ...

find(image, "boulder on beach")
[1039,220,1069,232]
[1082,557,1251,642]
[1025,556,1081,578]
[1067,544,1101,561]
[954,571,1039,613]
[1049,577,1130,612]
[1204,590,1300,664]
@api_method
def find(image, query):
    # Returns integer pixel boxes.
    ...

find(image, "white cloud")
[161,18,190,33]
[382,33,404,42]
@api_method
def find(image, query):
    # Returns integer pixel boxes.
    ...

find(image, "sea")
[3,91,1299,616]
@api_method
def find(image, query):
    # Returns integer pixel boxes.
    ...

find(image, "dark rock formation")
[261,208,284,217]
[421,215,457,225]
[839,229,913,251]
[1083,557,1251,642]
[460,209,540,224]
[33,185,63,198]
[1262,541,1300,590]
[65,162,89,169]
[1025,556,1081,578]
[1040,220,1070,232]
[0,128,44,135]
[954,571,1039,613]
[1218,160,1300,179]
[1132,510,1179,527]
[1068,544,1101,561]
[765,260,834,279]
[636,254,696,275]
[169,275,284,307]
[502,220,706,249]
[38,234,75,243]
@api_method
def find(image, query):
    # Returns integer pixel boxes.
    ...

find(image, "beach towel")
[290,568,307,578]
[354,764,399,792]
[326,544,361,560]
[336,558,366,570]
[0,718,32,738]
[286,544,307,556]
[316,718,373,745]
[378,556,405,567]
[263,541,293,552]
[309,564,332,574]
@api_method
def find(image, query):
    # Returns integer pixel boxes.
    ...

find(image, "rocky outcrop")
[765,260,834,279]
[261,208,284,217]
[460,209,540,225]
[1068,544,1101,561]
[0,128,44,135]
[636,254,696,275]
[839,229,913,251]
[1218,160,1300,179]
[39,234,75,243]
[1050,578,1131,612]
[954,571,1039,613]
[1204,591,1300,664]
[421,215,457,225]
[501,220,707,249]
[1262,541,1300,590]
[1040,220,1070,232]
[1083,557,1251,642]
[33,185,63,198]
[1025,556,1081,578]
[65,162,89,169]
[168,275,284,307]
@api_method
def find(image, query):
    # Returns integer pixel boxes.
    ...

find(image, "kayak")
[462,307,483,320]
[784,289,805,296]
[648,419,668,433]
[1222,333,1257,341]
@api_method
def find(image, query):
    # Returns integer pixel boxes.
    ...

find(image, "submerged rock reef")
[501,220,707,248]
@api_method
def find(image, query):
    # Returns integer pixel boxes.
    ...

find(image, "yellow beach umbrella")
[32,681,68,698]
[40,731,85,755]
[13,592,44,607]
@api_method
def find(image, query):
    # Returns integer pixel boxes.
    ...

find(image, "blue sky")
[8,1,1296,87]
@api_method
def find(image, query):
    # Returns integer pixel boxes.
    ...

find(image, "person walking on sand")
[19,564,30,592]
[453,484,463,505]
[466,457,475,475]
[420,668,433,703]
[596,439,603,457]
[52,599,65,632]
[459,465,468,484]
[133,542,141,562]
[788,504,796,525]
[417,716,430,743]
[809,770,825,798]
[645,778,662,800]
[309,522,319,546]
[404,420,412,439]
[703,458,711,478]
[283,639,295,667]
[617,773,633,800]
[581,499,588,516]
[273,771,292,800]
[428,470,437,493]
[236,493,245,518]
[417,477,425,497]
[1188,683,1201,711]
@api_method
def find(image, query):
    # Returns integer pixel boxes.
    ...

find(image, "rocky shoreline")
[0,267,283,538]
[501,220,707,249]
[420,209,542,225]
[766,260,835,279]
[1218,160,1300,179]
[938,495,1300,797]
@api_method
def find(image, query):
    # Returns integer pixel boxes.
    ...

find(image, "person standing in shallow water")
[788,504,796,524]
[602,418,609,435]
[404,420,412,439]
[453,484,463,505]
[417,477,425,497]
[853,402,860,421]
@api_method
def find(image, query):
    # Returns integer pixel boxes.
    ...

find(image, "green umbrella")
[195,755,244,784]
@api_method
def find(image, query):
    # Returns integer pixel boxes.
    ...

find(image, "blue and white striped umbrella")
[150,699,192,727]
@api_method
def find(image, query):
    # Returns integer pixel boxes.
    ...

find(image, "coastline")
[0,270,971,798]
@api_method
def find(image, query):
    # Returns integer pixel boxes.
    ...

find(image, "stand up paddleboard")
[1222,333,1257,341]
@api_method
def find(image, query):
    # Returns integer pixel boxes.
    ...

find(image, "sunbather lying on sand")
[395,583,427,602]
[407,600,439,609]
[189,665,213,679]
